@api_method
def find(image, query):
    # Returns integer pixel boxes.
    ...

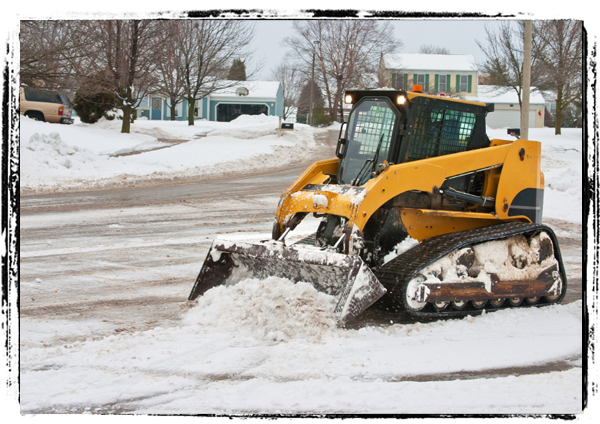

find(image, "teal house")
[136,81,283,122]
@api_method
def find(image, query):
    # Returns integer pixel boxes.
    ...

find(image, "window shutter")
[413,74,418,89]
[468,75,473,93]
[404,74,408,90]
[435,74,439,93]
[425,74,430,92]
[456,75,461,92]
[447,74,451,91]
[391,73,396,88]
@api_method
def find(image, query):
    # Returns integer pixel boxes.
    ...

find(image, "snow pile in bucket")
[182,277,338,341]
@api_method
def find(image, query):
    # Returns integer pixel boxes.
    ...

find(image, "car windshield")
[339,99,398,185]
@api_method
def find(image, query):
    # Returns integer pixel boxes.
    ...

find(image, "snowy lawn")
[20,114,320,193]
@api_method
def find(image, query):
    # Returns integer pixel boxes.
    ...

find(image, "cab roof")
[344,89,493,112]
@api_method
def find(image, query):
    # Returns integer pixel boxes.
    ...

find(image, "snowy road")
[20,160,583,414]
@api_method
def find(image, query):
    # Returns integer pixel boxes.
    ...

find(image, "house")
[378,53,545,129]
[136,81,283,122]
[379,53,478,97]
[474,85,546,129]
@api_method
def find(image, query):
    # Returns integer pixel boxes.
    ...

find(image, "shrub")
[72,92,115,123]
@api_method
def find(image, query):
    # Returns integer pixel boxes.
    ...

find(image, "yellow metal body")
[275,138,544,244]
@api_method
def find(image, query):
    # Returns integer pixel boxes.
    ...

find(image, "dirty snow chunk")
[417,234,558,293]
[312,194,329,208]
[183,277,337,340]
[383,237,419,264]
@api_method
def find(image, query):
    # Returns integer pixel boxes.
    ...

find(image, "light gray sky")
[251,19,499,80]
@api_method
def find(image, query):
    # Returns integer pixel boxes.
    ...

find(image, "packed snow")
[15,114,585,415]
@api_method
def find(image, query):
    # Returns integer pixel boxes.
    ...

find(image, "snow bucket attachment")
[189,239,387,327]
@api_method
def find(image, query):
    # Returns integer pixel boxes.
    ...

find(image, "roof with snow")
[384,53,477,72]
[474,85,546,105]
[209,81,281,99]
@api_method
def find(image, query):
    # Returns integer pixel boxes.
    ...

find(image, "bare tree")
[270,60,302,121]
[284,21,400,122]
[154,21,185,121]
[476,21,546,109]
[418,44,451,54]
[534,20,583,135]
[176,20,257,125]
[86,20,168,133]
[20,20,93,92]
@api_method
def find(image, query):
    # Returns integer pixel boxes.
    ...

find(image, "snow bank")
[21,116,158,156]
[19,114,322,194]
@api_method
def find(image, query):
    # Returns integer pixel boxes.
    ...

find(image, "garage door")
[486,109,537,129]
[216,104,269,122]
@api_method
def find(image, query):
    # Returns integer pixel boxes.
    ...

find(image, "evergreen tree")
[72,71,115,124]
[312,104,332,127]
[296,81,325,124]
[227,58,247,81]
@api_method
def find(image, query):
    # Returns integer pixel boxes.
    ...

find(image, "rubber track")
[374,221,568,319]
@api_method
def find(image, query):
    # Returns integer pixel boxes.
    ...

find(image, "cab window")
[408,103,476,161]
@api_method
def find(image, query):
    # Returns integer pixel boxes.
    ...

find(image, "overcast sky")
[251,19,500,80]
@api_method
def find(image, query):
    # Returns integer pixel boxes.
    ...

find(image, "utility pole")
[309,40,319,126]
[521,20,532,140]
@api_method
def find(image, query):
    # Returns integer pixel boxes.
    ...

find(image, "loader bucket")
[189,239,387,327]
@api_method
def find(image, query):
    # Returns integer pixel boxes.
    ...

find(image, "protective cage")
[404,96,490,163]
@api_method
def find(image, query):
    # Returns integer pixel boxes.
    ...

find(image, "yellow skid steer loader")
[189,88,566,327]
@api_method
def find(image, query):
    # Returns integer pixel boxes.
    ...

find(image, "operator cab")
[336,89,492,187]
[336,91,407,186]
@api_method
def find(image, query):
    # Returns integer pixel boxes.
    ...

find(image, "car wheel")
[25,111,45,122]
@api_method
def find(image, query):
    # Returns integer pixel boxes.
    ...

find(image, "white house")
[379,53,479,97]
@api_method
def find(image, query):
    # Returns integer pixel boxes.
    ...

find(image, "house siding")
[486,104,545,129]
[135,81,283,122]
[381,54,478,97]
[386,71,478,96]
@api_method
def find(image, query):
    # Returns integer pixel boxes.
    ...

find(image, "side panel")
[495,139,544,222]
[399,208,528,242]
[508,188,544,223]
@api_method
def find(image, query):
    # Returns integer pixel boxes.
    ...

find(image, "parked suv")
[20,86,74,124]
